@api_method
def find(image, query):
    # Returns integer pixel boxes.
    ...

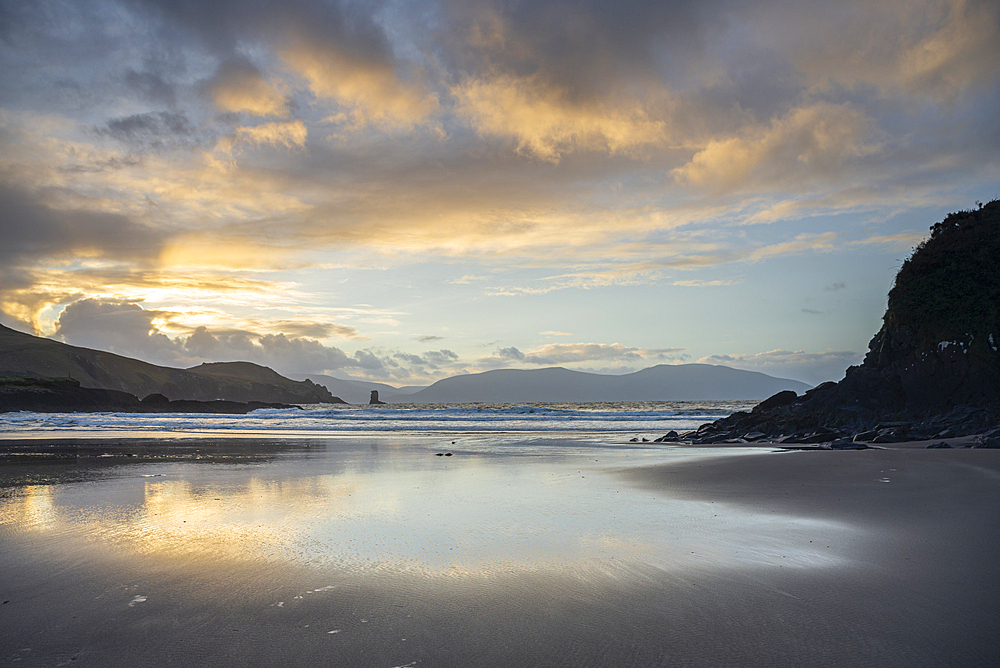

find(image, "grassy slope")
[0,325,336,403]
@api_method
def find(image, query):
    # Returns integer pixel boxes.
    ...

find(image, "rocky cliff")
[690,201,1000,444]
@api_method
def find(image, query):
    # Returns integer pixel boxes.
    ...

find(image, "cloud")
[850,232,928,250]
[55,299,189,365]
[0,184,166,269]
[51,299,378,375]
[671,103,880,193]
[123,69,178,106]
[279,31,437,131]
[477,342,686,368]
[521,342,685,365]
[423,349,460,366]
[824,282,847,291]
[201,60,291,118]
[216,120,308,154]
[698,349,863,385]
[539,330,572,336]
[392,348,460,370]
[416,335,444,342]
[452,74,667,161]
[671,279,737,287]
[100,112,193,143]
[792,0,1000,99]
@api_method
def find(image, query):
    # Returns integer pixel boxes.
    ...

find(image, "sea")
[0,400,755,437]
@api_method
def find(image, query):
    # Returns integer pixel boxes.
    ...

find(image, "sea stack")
[369,390,386,405]
[700,201,1000,442]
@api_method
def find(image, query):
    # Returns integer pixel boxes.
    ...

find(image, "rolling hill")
[0,323,339,404]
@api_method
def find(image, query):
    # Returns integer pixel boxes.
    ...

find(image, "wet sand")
[1,435,999,667]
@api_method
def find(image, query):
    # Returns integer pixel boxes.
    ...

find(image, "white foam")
[0,401,755,436]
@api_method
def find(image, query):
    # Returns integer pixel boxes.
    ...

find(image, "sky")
[1,0,998,387]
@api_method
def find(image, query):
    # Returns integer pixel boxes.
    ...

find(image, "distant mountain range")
[1,322,811,406]
[305,364,810,403]
[0,323,338,404]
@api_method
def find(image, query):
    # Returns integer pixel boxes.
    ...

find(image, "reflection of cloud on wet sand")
[0,443,856,576]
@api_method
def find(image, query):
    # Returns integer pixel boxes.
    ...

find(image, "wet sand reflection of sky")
[1,439,855,577]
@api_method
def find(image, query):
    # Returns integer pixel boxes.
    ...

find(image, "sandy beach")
[1,435,999,667]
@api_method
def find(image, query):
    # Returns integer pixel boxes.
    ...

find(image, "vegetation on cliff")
[880,199,1000,362]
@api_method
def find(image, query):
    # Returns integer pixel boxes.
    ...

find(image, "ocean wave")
[0,400,755,435]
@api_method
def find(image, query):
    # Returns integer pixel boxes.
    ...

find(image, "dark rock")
[973,436,1000,449]
[926,442,952,449]
[369,390,386,405]
[753,390,798,413]
[141,393,170,405]
[830,440,869,450]
[656,430,680,442]
[799,431,841,443]
[871,429,909,443]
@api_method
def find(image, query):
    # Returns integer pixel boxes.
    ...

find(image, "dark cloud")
[496,346,525,360]
[126,0,396,64]
[394,352,426,366]
[416,334,444,342]
[53,300,384,375]
[0,184,166,267]
[352,349,386,371]
[424,349,459,365]
[124,69,178,106]
[55,299,187,364]
[440,0,736,97]
[100,111,193,142]
[393,349,460,370]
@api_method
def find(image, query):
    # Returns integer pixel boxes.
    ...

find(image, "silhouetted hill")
[396,364,809,403]
[0,324,341,404]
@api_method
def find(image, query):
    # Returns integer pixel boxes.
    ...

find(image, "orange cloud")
[453,74,668,161]
[672,103,879,192]
[279,34,437,130]
[203,61,291,118]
